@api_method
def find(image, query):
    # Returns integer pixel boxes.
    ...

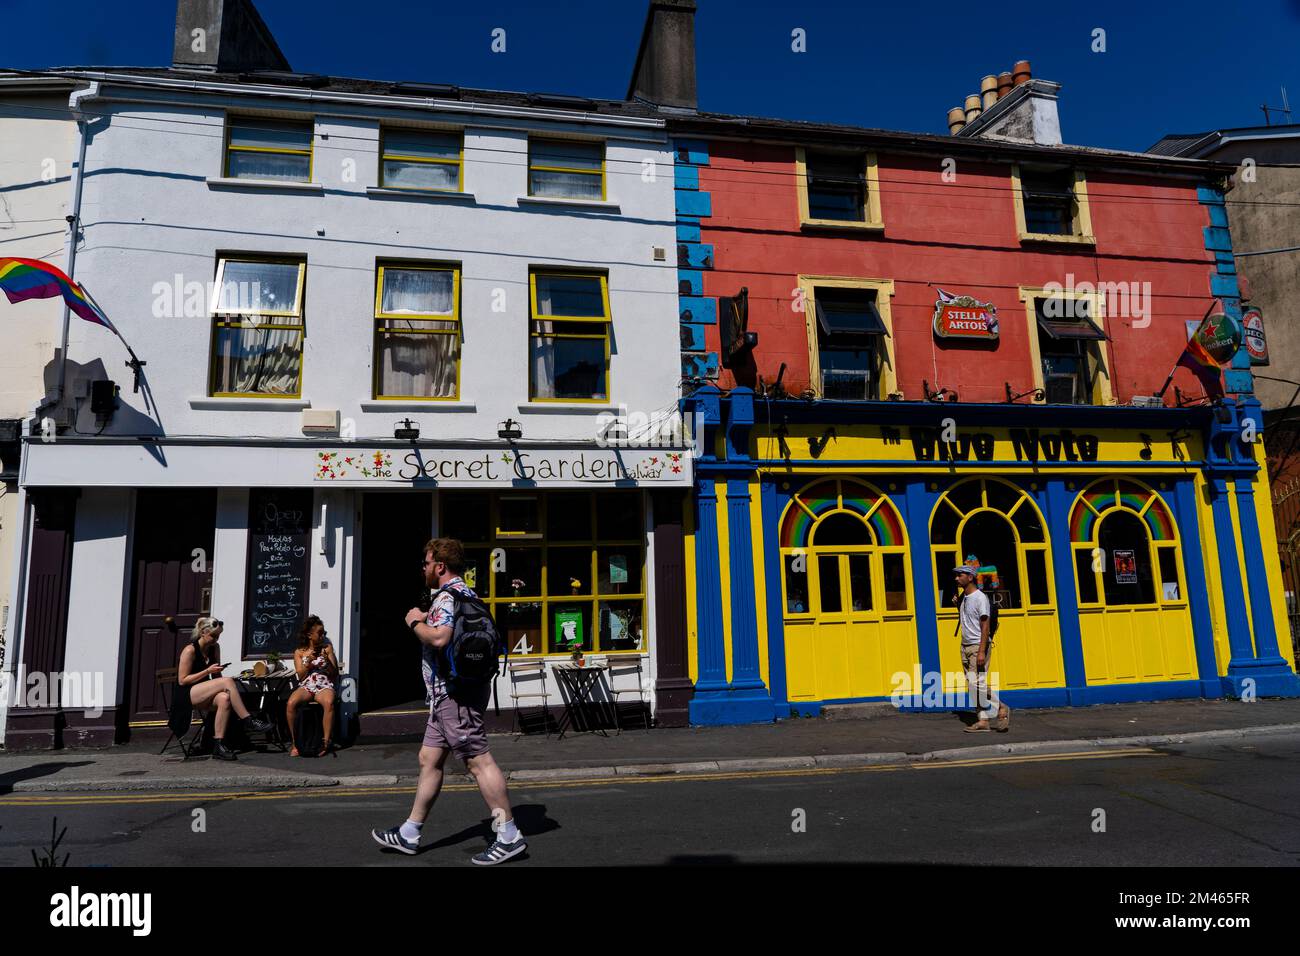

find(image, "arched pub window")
[930,477,1053,611]
[1069,479,1184,608]
[778,479,910,617]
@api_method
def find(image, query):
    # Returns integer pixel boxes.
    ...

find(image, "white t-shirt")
[958,588,991,646]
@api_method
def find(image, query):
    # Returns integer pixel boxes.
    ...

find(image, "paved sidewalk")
[2,697,1298,792]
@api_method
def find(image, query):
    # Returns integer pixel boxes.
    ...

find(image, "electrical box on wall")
[302,408,340,433]
[90,380,119,421]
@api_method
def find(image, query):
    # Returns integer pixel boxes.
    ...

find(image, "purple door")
[125,490,216,727]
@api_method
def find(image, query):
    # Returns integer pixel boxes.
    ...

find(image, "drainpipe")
[53,80,99,406]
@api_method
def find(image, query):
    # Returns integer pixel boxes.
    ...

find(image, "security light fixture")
[498,418,523,441]
[394,418,420,441]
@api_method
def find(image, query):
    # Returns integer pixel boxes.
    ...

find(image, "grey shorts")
[423,685,491,760]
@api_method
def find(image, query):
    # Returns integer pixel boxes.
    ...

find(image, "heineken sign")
[933,288,998,341]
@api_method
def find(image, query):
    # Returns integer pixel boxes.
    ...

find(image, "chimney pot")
[997,72,1013,99]
[947,107,967,134]
[1013,60,1032,86]
[980,75,998,109]
[964,94,982,123]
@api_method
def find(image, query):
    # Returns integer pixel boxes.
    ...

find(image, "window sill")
[206,177,324,193]
[358,400,476,412]
[517,402,619,414]
[800,218,884,233]
[1018,232,1096,246]
[366,187,477,203]
[190,396,311,410]
[516,196,620,212]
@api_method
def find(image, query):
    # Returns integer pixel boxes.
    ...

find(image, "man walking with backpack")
[371,537,527,864]
[954,564,1010,734]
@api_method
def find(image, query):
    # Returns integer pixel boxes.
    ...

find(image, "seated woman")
[286,615,340,756]
[173,617,272,760]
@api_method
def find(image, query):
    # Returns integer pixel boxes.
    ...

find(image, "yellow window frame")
[1011,163,1096,245]
[1018,285,1113,406]
[209,255,307,399]
[795,147,883,231]
[528,270,611,403]
[372,262,462,401]
[798,275,897,400]
[527,137,606,200]
[223,115,314,182]
[928,477,1056,613]
[1069,479,1186,611]
[379,127,463,192]
[445,491,647,656]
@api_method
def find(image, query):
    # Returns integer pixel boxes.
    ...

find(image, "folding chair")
[507,660,553,736]
[156,667,211,759]
[606,655,651,733]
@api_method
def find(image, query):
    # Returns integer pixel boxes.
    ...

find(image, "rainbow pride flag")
[0,257,116,333]
[1175,304,1240,401]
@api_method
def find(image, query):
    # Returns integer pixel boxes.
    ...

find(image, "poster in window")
[1113,549,1137,585]
[608,554,628,586]
[554,609,584,650]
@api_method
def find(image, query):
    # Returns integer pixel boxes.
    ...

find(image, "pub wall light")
[497,418,522,441]
[394,418,420,441]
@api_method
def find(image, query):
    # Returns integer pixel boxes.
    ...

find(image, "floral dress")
[300,646,335,694]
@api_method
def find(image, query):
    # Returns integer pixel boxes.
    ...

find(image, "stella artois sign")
[933,287,998,341]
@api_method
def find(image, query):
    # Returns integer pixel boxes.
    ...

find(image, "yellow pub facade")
[683,388,1299,724]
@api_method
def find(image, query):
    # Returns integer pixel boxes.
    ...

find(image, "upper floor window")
[210,256,306,397]
[1031,294,1109,405]
[225,117,312,182]
[812,286,889,400]
[380,128,462,192]
[529,271,610,402]
[374,263,460,399]
[528,139,605,200]
[1013,164,1095,244]
[796,148,883,230]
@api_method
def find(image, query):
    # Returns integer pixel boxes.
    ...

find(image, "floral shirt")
[421,576,474,703]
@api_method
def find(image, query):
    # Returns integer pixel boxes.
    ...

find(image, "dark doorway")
[125,490,217,728]
[359,492,431,712]
[960,510,1022,608]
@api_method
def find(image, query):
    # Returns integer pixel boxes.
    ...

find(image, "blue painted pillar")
[904,479,940,707]
[1045,478,1087,700]
[726,477,766,690]
[1228,475,1299,696]
[691,475,728,693]
[1173,479,1222,697]
[1207,475,1261,694]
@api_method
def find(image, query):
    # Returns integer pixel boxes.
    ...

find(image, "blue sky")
[2,0,1298,151]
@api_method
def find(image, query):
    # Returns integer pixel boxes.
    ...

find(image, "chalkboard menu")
[244,489,312,657]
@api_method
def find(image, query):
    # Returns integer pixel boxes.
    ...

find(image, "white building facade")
[2,68,689,747]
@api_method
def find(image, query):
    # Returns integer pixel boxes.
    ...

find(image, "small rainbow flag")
[0,257,116,333]
[1175,304,1240,401]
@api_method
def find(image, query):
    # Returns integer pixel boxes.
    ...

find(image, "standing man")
[954,565,1010,733]
[372,537,527,864]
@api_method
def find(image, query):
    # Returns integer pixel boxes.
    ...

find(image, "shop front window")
[440,491,644,656]
[779,478,910,618]
[929,477,1052,611]
[1069,479,1183,608]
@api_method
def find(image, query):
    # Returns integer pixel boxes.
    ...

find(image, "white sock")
[498,818,520,843]
[400,819,423,842]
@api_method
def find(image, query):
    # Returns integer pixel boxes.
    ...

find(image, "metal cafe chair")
[507,660,553,736]
[606,654,651,733]
[156,667,211,759]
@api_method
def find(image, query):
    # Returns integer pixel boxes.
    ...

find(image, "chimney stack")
[626,0,698,110]
[947,60,1062,147]
[172,0,291,73]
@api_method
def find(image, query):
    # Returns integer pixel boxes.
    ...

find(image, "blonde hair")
[191,617,218,642]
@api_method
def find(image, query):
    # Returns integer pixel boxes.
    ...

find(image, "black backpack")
[955,589,1000,639]
[434,586,507,688]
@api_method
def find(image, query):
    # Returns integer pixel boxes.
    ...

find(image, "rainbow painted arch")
[1069,479,1176,543]
[780,479,906,549]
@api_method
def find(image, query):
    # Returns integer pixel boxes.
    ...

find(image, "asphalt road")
[1,735,1298,867]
